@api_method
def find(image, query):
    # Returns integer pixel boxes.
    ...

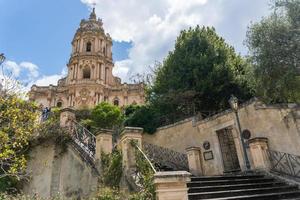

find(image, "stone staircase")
[188,174,300,200]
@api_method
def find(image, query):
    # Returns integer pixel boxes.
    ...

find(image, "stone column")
[95,129,113,162]
[120,127,143,172]
[59,107,75,128]
[186,147,203,176]
[248,137,270,171]
[154,171,191,200]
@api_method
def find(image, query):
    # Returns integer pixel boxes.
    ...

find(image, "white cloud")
[1,60,66,93]
[81,0,270,82]
[20,62,39,78]
[3,60,21,77]
[33,69,66,87]
[2,60,39,79]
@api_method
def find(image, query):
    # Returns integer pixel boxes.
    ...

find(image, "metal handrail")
[142,142,189,171]
[131,141,157,173]
[70,119,96,160]
[135,143,157,173]
[267,149,300,178]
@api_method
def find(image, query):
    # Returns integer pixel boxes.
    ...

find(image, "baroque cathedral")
[29,9,145,109]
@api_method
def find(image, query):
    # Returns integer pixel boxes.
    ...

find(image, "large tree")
[246,0,300,103]
[126,26,253,133]
[0,95,38,179]
[150,26,252,115]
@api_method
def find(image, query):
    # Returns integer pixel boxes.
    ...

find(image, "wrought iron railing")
[267,150,300,178]
[142,142,189,171]
[70,120,96,161]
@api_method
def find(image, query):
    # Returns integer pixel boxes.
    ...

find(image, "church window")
[56,101,62,108]
[113,98,119,106]
[83,67,91,79]
[86,42,92,52]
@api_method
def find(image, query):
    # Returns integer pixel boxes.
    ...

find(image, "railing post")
[248,137,270,171]
[186,147,203,176]
[154,171,191,200]
[95,129,113,166]
[60,107,75,128]
[120,127,143,173]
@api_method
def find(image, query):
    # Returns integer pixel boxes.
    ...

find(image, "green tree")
[91,102,123,129]
[150,26,252,114]
[246,0,300,103]
[124,105,160,134]
[0,95,38,180]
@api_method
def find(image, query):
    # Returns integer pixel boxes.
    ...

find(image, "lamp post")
[0,53,5,65]
[0,53,5,93]
[229,95,251,171]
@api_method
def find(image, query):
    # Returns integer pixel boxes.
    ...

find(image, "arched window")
[113,98,119,106]
[56,101,62,108]
[83,67,91,79]
[86,42,92,52]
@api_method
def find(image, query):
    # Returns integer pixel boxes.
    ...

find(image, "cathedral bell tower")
[67,8,113,86]
[29,8,145,109]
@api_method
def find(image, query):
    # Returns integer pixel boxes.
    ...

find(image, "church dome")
[75,8,104,36]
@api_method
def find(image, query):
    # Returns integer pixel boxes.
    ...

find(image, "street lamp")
[0,53,5,65]
[229,95,251,171]
[0,53,6,93]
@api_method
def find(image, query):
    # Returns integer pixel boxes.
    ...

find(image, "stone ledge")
[154,171,191,183]
[157,117,194,131]
[96,128,113,135]
[60,107,76,113]
[186,146,201,151]
[120,127,144,135]
[248,137,268,144]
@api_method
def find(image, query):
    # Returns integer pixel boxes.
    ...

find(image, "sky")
[0,0,271,90]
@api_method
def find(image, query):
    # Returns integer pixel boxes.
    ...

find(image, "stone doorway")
[217,127,241,173]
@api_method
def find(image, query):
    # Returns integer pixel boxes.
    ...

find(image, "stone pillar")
[154,171,191,200]
[95,129,113,161]
[186,147,203,176]
[248,137,270,170]
[59,107,75,128]
[120,127,143,172]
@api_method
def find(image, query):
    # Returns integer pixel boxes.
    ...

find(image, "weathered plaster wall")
[143,118,199,153]
[143,100,300,175]
[23,141,55,197]
[23,141,98,199]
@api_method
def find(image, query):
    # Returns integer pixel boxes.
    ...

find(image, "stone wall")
[143,100,300,175]
[23,140,98,199]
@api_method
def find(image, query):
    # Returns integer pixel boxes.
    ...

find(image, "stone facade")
[29,9,145,109]
[143,99,300,175]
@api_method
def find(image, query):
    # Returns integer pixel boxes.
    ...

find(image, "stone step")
[187,177,275,187]
[188,185,299,199]
[188,182,286,193]
[190,174,264,182]
[197,191,300,200]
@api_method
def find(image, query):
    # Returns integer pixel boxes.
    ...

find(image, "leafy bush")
[0,94,38,180]
[131,141,156,200]
[100,150,123,188]
[91,102,124,129]
[75,108,92,121]
[94,187,124,200]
